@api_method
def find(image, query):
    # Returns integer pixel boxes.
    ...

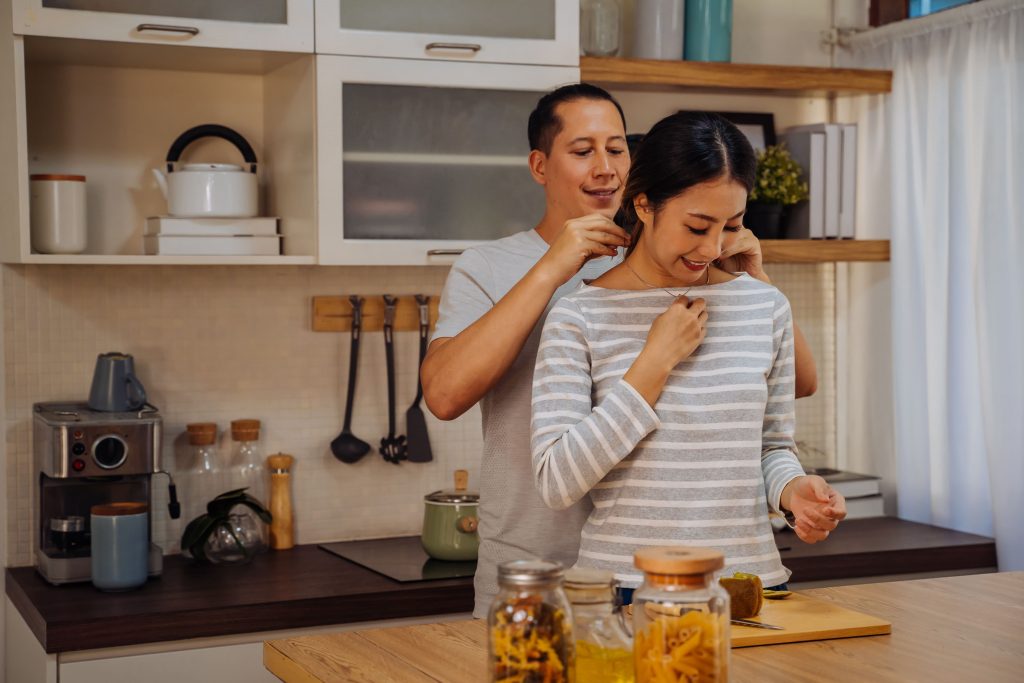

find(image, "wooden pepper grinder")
[267,453,295,550]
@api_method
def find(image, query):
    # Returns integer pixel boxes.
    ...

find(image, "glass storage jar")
[581,0,621,56]
[184,422,224,523]
[230,419,267,505]
[564,567,634,683]
[489,560,574,683]
[633,547,730,683]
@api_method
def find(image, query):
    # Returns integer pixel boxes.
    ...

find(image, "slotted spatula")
[405,294,433,463]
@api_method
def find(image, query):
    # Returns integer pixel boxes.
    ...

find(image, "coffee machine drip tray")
[319,537,476,583]
[36,545,164,585]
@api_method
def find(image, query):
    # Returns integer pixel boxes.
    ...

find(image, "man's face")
[534,99,629,221]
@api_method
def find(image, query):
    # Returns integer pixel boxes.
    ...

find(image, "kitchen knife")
[731,618,785,630]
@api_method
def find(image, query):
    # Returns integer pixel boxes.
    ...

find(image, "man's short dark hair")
[527,83,627,155]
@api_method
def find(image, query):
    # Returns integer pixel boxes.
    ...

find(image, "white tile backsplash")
[3,262,833,567]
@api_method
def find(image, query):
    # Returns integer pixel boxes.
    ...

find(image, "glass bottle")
[184,422,224,523]
[488,560,574,683]
[581,0,621,56]
[564,568,634,683]
[633,547,730,683]
[230,419,268,505]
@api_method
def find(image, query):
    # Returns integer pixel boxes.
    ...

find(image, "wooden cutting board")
[731,593,891,647]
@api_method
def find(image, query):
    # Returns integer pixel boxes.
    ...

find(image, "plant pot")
[744,201,786,239]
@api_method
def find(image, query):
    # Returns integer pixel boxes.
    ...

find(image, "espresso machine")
[33,401,179,585]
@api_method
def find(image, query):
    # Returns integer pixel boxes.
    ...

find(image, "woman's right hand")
[642,295,708,370]
[624,295,707,407]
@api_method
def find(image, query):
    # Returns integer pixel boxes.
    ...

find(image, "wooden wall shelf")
[761,239,889,263]
[581,57,893,95]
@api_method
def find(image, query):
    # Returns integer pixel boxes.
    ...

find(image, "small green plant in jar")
[746,144,809,238]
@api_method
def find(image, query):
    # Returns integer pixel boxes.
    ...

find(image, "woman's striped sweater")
[530,273,805,587]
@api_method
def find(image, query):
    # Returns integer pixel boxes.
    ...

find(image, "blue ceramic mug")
[88,352,148,412]
[91,502,149,591]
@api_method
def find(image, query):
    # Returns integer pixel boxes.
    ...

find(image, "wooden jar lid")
[30,174,86,182]
[634,547,725,576]
[231,419,260,441]
[92,502,148,516]
[186,422,217,446]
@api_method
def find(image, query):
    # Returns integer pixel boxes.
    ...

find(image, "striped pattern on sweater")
[530,274,804,586]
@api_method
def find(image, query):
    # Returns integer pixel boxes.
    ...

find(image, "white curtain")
[840,0,1024,571]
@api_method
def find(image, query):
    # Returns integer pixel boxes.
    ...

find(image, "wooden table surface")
[264,571,1024,683]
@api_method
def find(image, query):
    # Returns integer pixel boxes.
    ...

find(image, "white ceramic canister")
[633,0,685,60]
[29,173,87,254]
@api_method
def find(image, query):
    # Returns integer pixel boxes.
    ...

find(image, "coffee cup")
[88,352,148,412]
[30,174,87,254]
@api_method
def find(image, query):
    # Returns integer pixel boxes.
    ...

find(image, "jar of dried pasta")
[488,560,574,683]
[633,547,730,683]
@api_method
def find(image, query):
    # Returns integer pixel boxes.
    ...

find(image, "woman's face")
[636,176,748,284]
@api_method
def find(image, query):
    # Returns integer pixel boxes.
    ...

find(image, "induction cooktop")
[319,536,477,583]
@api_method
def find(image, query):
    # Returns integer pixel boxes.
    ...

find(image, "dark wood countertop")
[780,516,997,582]
[5,517,996,654]
[6,544,474,654]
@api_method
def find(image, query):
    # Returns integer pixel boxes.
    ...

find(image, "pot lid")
[424,490,479,504]
[179,163,244,172]
[425,468,478,503]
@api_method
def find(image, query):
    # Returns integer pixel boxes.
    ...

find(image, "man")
[422,84,820,617]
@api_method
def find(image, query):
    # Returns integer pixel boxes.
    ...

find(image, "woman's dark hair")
[528,83,626,154]
[621,112,756,251]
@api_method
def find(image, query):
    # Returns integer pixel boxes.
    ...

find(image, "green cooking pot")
[421,474,479,561]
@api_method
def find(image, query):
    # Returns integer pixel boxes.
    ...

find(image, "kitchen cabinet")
[0,37,318,264]
[316,56,578,266]
[314,0,577,66]
[11,0,314,53]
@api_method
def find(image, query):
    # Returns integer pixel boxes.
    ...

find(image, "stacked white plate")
[143,217,281,255]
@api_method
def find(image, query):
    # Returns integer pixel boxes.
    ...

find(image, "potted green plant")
[181,488,272,564]
[746,144,809,239]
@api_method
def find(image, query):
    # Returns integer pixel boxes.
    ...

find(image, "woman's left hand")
[781,475,847,544]
[717,227,770,284]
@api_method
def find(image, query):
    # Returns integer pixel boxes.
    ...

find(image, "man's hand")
[780,475,847,544]
[717,227,769,284]
[536,214,630,287]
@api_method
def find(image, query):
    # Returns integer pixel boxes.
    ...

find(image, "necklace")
[624,257,711,297]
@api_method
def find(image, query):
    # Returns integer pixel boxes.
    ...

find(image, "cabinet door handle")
[425,42,482,54]
[136,24,200,36]
[427,249,465,256]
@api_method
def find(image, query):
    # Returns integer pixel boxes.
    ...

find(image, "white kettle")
[152,124,259,218]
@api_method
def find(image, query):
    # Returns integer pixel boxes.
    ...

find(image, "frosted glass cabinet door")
[317,56,579,265]
[12,0,314,52]
[314,0,578,66]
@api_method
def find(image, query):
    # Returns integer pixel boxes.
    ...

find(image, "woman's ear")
[634,194,654,226]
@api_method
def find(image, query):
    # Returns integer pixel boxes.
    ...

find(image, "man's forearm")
[422,264,562,420]
[792,322,817,398]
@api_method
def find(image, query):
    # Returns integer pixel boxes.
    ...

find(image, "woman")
[530,112,846,593]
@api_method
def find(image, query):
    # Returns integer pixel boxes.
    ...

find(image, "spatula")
[405,295,433,463]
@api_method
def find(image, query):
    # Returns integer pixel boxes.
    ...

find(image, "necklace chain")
[624,258,711,297]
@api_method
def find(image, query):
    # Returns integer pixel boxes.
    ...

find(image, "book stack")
[780,124,857,239]
[143,217,282,256]
[807,467,884,519]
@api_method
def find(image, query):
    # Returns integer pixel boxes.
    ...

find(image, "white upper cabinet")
[11,0,315,52]
[317,56,578,265]
[314,0,578,66]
